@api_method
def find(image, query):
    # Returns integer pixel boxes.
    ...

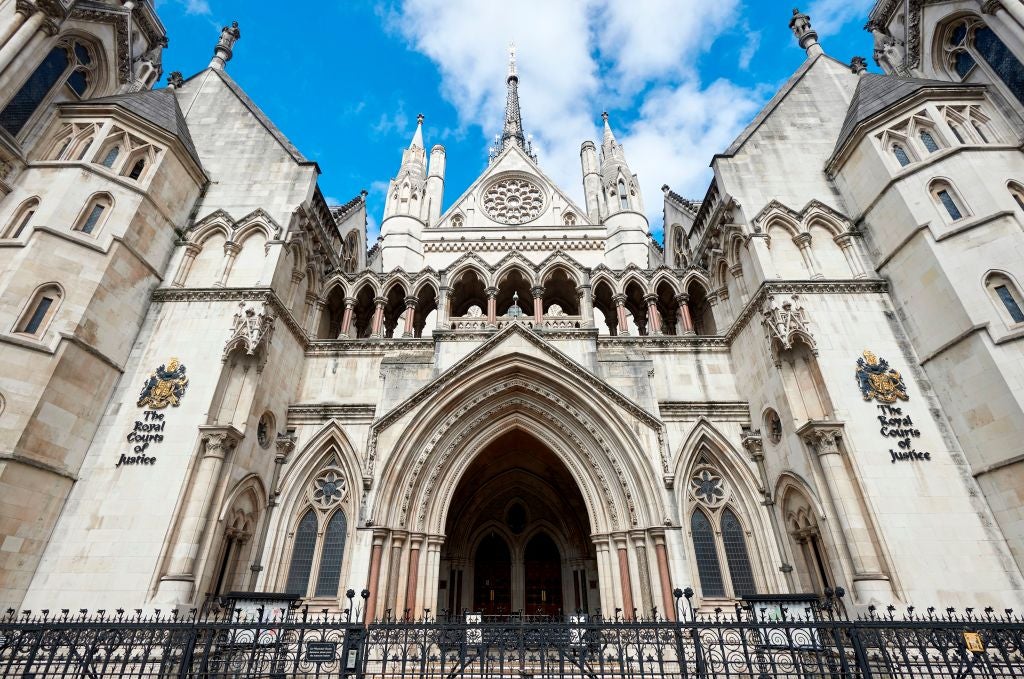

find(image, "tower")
[490,43,537,163]
[379,114,433,271]
[598,112,649,267]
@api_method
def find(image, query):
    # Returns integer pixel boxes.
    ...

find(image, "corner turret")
[597,112,650,267]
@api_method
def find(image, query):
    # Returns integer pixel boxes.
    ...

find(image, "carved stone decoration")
[762,293,814,365]
[224,301,276,368]
[801,426,843,457]
[137,358,189,409]
[310,469,347,509]
[855,350,909,403]
[689,468,727,507]
[481,175,545,224]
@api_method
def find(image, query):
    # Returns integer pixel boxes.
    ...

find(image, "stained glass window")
[919,130,939,153]
[101,146,120,168]
[937,189,963,220]
[995,285,1024,323]
[893,145,910,167]
[314,511,347,597]
[285,510,317,595]
[975,27,1024,106]
[691,510,724,597]
[721,509,757,597]
[0,47,69,136]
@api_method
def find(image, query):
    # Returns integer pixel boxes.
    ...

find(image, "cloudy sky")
[155,0,876,241]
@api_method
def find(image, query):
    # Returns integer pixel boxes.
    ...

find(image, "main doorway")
[440,430,597,617]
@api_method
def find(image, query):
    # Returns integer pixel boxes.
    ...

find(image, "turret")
[380,114,428,271]
[580,140,604,222]
[426,144,446,225]
[598,112,650,268]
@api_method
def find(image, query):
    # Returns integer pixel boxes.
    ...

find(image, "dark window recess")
[996,285,1024,323]
[0,47,70,136]
[937,190,963,220]
[285,510,317,595]
[23,296,54,335]
[691,510,725,597]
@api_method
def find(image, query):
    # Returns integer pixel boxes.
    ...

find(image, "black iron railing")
[2,591,1023,678]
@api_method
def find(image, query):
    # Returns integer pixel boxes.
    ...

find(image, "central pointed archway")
[441,430,595,617]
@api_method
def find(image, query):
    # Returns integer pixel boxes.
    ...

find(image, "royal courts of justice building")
[2,0,1024,618]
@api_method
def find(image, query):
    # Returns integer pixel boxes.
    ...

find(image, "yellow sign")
[963,631,984,653]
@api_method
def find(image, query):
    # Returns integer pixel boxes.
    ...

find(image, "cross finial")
[508,42,517,80]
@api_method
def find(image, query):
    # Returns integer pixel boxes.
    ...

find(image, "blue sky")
[153,0,878,242]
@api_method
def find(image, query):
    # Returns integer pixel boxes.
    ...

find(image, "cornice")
[658,401,751,420]
[305,338,433,355]
[287,403,377,423]
[151,287,308,346]
[423,238,604,253]
[597,335,730,350]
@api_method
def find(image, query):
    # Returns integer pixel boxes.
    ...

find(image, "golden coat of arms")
[137,357,189,409]
[855,350,908,403]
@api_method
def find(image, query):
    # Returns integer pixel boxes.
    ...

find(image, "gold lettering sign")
[855,350,908,404]
[963,631,984,653]
[137,357,189,409]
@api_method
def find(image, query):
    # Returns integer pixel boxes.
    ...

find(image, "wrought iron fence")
[2,592,1023,678]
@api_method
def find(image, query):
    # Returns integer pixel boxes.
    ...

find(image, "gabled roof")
[831,73,986,161]
[76,88,202,169]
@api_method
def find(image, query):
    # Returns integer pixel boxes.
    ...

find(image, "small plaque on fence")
[964,632,985,653]
[466,613,482,645]
[306,641,338,662]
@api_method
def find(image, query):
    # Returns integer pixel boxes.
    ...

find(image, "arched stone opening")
[655,281,679,335]
[382,283,407,338]
[413,284,438,338]
[542,268,579,316]
[685,281,716,335]
[622,280,648,335]
[352,284,376,339]
[496,268,532,316]
[440,430,596,618]
[450,269,487,318]
[318,286,346,339]
[593,280,617,335]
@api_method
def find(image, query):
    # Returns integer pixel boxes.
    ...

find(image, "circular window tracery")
[257,411,274,449]
[690,468,727,507]
[481,176,545,224]
[310,469,347,509]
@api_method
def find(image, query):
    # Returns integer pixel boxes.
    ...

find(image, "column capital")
[796,420,845,456]
[198,425,243,459]
[290,268,305,282]
[14,0,36,16]
[729,263,743,277]
[374,296,387,307]
[344,296,357,308]
[643,293,658,305]
[740,431,764,460]
[223,241,242,256]
[612,293,626,304]
[485,286,498,298]
[183,242,202,256]
[389,529,409,546]
[793,232,813,248]
[982,0,1004,14]
[674,292,689,305]
[404,295,418,308]
[833,232,855,247]
[530,285,545,296]
[372,528,391,545]
[274,431,296,462]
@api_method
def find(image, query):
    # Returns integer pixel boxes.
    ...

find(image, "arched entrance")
[440,430,596,617]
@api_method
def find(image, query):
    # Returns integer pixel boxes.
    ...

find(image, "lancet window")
[284,461,350,599]
[0,39,96,137]
[946,18,1024,106]
[687,465,757,600]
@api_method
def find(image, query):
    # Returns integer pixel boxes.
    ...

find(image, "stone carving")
[481,176,545,224]
[137,358,189,409]
[762,293,814,363]
[310,469,347,508]
[465,305,483,318]
[224,301,276,366]
[855,350,909,403]
[690,468,727,506]
[547,304,566,317]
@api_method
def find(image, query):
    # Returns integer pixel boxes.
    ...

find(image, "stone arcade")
[2,1,1024,617]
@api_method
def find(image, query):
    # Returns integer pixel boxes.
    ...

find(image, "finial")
[209,20,241,70]
[789,8,821,57]
[850,56,867,75]
[507,42,517,81]
[601,111,609,122]
[167,71,184,89]
[416,113,424,125]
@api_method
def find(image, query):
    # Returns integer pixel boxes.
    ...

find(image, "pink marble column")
[532,285,544,325]
[486,287,497,326]
[613,294,629,335]
[644,294,662,335]
[675,293,694,335]
[338,298,355,338]
[616,540,635,618]
[403,296,417,337]
[370,296,386,337]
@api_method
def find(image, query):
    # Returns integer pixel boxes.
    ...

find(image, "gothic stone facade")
[1,1,1024,616]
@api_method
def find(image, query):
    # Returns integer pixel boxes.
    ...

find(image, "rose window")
[691,469,726,505]
[311,470,346,508]
[481,176,545,224]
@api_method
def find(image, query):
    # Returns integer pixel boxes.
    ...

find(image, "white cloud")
[738,31,762,70]
[386,0,767,234]
[805,0,876,38]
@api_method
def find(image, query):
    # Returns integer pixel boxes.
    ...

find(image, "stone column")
[286,269,304,308]
[338,297,355,338]
[0,1,33,49]
[577,280,594,328]
[730,263,749,301]
[798,423,891,603]
[630,531,654,615]
[834,233,867,278]
[592,536,616,614]
[614,535,635,618]
[157,426,242,603]
[741,431,796,591]
[304,295,322,335]
[793,233,823,280]
[613,294,629,336]
[531,285,545,325]
[984,1,1024,47]
[650,529,675,620]
[485,287,497,326]
[364,529,389,623]
[0,4,52,76]
[385,531,407,619]
[214,242,241,287]
[247,432,295,590]
[422,536,444,615]
[172,244,202,287]
[675,293,694,335]
[405,534,423,618]
[644,294,661,335]
[436,280,449,330]
[402,296,417,337]
[370,296,386,338]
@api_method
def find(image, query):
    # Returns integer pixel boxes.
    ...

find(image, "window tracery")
[481,176,545,224]
[945,18,1024,106]
[284,460,351,599]
[0,39,97,137]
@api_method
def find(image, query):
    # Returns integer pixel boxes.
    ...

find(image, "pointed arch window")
[16,284,62,338]
[949,122,966,144]
[972,121,989,143]
[1009,182,1024,212]
[919,129,939,153]
[947,19,1024,105]
[0,39,96,137]
[126,158,146,180]
[100,145,121,168]
[75,194,112,235]
[4,197,39,238]
[618,179,629,210]
[930,180,968,222]
[986,272,1024,325]
[688,466,759,600]
[283,465,350,599]
[892,144,911,167]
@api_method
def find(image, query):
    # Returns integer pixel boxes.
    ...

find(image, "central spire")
[490,43,537,163]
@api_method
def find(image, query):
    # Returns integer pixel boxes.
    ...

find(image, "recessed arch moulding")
[362,349,678,618]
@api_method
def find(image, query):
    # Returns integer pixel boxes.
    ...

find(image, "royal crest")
[855,350,908,403]
[137,357,189,409]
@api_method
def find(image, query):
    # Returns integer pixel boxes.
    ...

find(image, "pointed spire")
[410,113,424,149]
[600,111,624,164]
[491,42,537,163]
[601,111,616,145]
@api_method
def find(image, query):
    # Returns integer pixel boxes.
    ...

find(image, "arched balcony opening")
[413,285,438,338]
[382,284,407,339]
[352,285,376,339]
[622,280,648,336]
[542,268,579,316]
[450,270,487,318]
[318,286,346,339]
[592,281,617,335]
[496,268,532,317]
[685,281,716,335]
[655,281,680,335]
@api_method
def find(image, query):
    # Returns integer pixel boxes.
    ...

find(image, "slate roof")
[211,69,311,165]
[79,88,202,170]
[832,73,986,158]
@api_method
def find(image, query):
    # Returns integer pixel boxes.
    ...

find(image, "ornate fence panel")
[2,604,1023,678]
